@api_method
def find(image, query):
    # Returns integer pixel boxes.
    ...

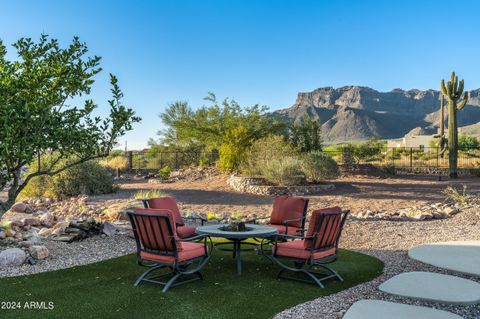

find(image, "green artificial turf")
[0,248,383,319]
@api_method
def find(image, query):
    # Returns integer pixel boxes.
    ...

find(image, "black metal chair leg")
[134,264,165,286]
[316,264,344,282]
[162,273,181,293]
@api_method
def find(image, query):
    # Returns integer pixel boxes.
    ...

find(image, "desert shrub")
[382,163,396,175]
[158,166,171,180]
[262,156,305,186]
[218,126,252,172]
[352,137,385,163]
[20,156,117,200]
[100,155,129,177]
[300,151,339,182]
[442,185,473,206]
[241,135,297,176]
[133,189,166,200]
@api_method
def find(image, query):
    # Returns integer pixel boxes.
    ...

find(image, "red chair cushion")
[147,197,185,226]
[140,242,206,264]
[268,224,302,236]
[176,226,197,239]
[274,240,336,260]
[269,196,307,228]
[133,208,179,250]
[304,207,342,250]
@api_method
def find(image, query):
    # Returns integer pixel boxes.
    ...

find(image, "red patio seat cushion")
[140,242,206,264]
[147,197,185,226]
[176,226,197,239]
[274,240,336,261]
[270,196,306,228]
[268,224,302,236]
[304,207,342,250]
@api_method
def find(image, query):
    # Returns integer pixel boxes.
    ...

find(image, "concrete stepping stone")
[379,271,480,305]
[343,300,464,319]
[409,241,480,276]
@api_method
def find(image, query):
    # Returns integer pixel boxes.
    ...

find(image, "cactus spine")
[439,71,469,178]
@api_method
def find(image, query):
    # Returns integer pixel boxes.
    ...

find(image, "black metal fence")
[123,147,480,171]
[322,147,480,169]
[126,150,218,170]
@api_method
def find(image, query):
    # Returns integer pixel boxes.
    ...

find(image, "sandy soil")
[84,174,480,215]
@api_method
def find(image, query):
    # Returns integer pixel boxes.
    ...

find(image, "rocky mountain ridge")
[274,86,480,143]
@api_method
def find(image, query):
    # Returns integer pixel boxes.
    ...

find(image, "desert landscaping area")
[1,169,479,318]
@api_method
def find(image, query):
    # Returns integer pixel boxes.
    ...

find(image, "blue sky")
[1,0,480,149]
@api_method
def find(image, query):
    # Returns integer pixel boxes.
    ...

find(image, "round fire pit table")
[196,224,277,275]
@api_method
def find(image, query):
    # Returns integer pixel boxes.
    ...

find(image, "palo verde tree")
[437,72,469,178]
[289,115,323,152]
[0,35,140,214]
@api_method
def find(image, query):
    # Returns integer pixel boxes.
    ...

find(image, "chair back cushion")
[269,196,307,228]
[304,207,344,250]
[146,197,184,226]
[130,208,180,254]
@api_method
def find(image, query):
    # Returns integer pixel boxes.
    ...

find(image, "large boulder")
[0,248,27,266]
[10,202,27,213]
[28,246,49,260]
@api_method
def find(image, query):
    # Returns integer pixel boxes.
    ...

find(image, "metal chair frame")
[269,210,350,288]
[128,210,212,293]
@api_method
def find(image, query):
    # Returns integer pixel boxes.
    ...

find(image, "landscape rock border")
[228,175,335,196]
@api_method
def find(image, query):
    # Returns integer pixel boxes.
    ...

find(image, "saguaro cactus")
[439,72,469,178]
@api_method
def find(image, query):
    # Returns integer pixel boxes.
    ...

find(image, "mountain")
[273,86,480,143]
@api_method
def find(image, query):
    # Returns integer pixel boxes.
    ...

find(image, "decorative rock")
[4,228,16,238]
[28,245,49,260]
[0,248,27,266]
[102,221,117,236]
[21,217,41,226]
[343,300,463,319]
[379,271,480,305]
[10,202,27,213]
[0,231,5,239]
[39,213,55,227]
[38,228,53,238]
[409,241,480,276]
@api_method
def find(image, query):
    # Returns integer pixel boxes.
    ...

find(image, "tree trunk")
[0,174,20,217]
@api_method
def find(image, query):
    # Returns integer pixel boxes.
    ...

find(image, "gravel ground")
[275,207,480,319]
[0,206,478,318]
[0,234,136,278]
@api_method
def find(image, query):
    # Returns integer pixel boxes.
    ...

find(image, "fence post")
[392,147,395,167]
[160,152,163,169]
[410,148,413,168]
[175,152,178,169]
[436,147,439,168]
[126,151,133,171]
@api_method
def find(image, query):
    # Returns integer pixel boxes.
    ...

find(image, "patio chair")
[128,208,212,293]
[252,195,309,236]
[269,207,349,288]
[142,197,206,239]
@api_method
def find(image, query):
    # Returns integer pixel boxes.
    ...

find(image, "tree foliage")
[158,93,286,151]
[289,115,323,152]
[0,35,140,213]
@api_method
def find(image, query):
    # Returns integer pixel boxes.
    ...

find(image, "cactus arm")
[446,81,453,97]
[440,80,448,96]
[440,94,445,136]
[457,79,464,97]
[457,93,468,109]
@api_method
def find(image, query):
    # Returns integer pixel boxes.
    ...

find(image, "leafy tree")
[218,125,252,172]
[289,115,323,152]
[0,35,140,214]
[158,93,286,152]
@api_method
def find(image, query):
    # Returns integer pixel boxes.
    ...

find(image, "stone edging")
[228,175,335,196]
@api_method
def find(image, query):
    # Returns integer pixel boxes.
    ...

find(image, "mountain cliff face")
[274,86,480,143]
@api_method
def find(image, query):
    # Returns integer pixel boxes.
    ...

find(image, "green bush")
[158,166,171,180]
[262,156,305,186]
[218,126,251,172]
[241,135,297,176]
[300,151,339,182]
[20,156,118,200]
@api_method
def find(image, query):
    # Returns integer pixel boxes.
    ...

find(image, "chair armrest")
[178,234,209,242]
[282,216,306,225]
